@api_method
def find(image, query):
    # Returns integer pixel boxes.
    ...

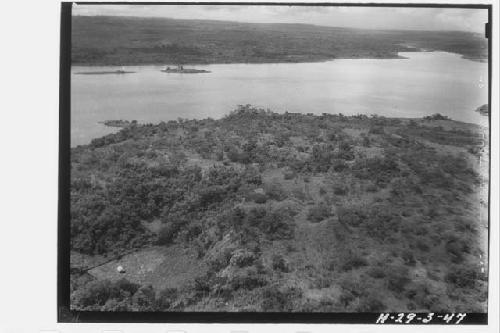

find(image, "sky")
[72,4,488,33]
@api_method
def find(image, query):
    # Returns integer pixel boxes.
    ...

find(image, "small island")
[161,65,211,74]
[75,69,135,75]
[475,104,489,116]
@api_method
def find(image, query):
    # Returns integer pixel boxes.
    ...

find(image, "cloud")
[72,4,488,33]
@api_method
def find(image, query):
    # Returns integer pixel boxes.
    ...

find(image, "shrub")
[71,198,151,255]
[285,243,297,253]
[208,247,234,272]
[338,277,368,308]
[227,146,242,163]
[229,249,256,268]
[337,141,355,161]
[356,294,386,312]
[101,298,133,311]
[408,120,419,127]
[243,168,263,186]
[333,184,348,196]
[367,266,386,279]
[366,183,378,192]
[72,280,115,307]
[454,218,477,234]
[341,253,368,271]
[275,133,289,148]
[337,205,366,227]
[229,268,267,291]
[115,278,140,295]
[157,222,179,246]
[420,295,447,312]
[468,146,482,156]
[425,205,440,219]
[386,265,410,293]
[264,182,287,201]
[362,135,371,147]
[369,125,385,135]
[326,131,338,141]
[313,276,333,289]
[310,144,336,172]
[319,187,327,196]
[401,249,417,266]
[259,208,294,239]
[261,285,302,311]
[351,156,400,187]
[413,225,429,236]
[71,278,140,310]
[292,187,307,201]
[184,223,202,242]
[193,274,212,294]
[198,185,229,207]
[338,277,365,296]
[405,282,432,305]
[248,192,268,204]
[272,254,291,273]
[283,169,296,180]
[307,202,331,223]
[156,287,178,310]
[215,150,224,161]
[445,237,470,263]
[445,265,481,288]
[363,205,402,242]
[415,239,430,252]
[317,256,334,271]
[233,206,295,242]
[332,159,348,172]
[130,285,157,311]
[338,290,355,308]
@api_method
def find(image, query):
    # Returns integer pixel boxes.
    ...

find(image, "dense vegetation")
[71,105,488,312]
[72,16,488,65]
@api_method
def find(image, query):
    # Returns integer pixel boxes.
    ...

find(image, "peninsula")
[71,106,488,313]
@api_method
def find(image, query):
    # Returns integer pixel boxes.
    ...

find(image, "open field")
[70,107,488,312]
[87,245,207,291]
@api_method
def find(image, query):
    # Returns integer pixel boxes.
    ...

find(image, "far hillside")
[72,16,488,65]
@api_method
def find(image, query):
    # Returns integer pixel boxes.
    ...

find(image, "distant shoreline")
[71,54,408,67]
[71,52,488,67]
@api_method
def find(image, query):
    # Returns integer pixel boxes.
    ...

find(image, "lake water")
[71,52,488,147]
